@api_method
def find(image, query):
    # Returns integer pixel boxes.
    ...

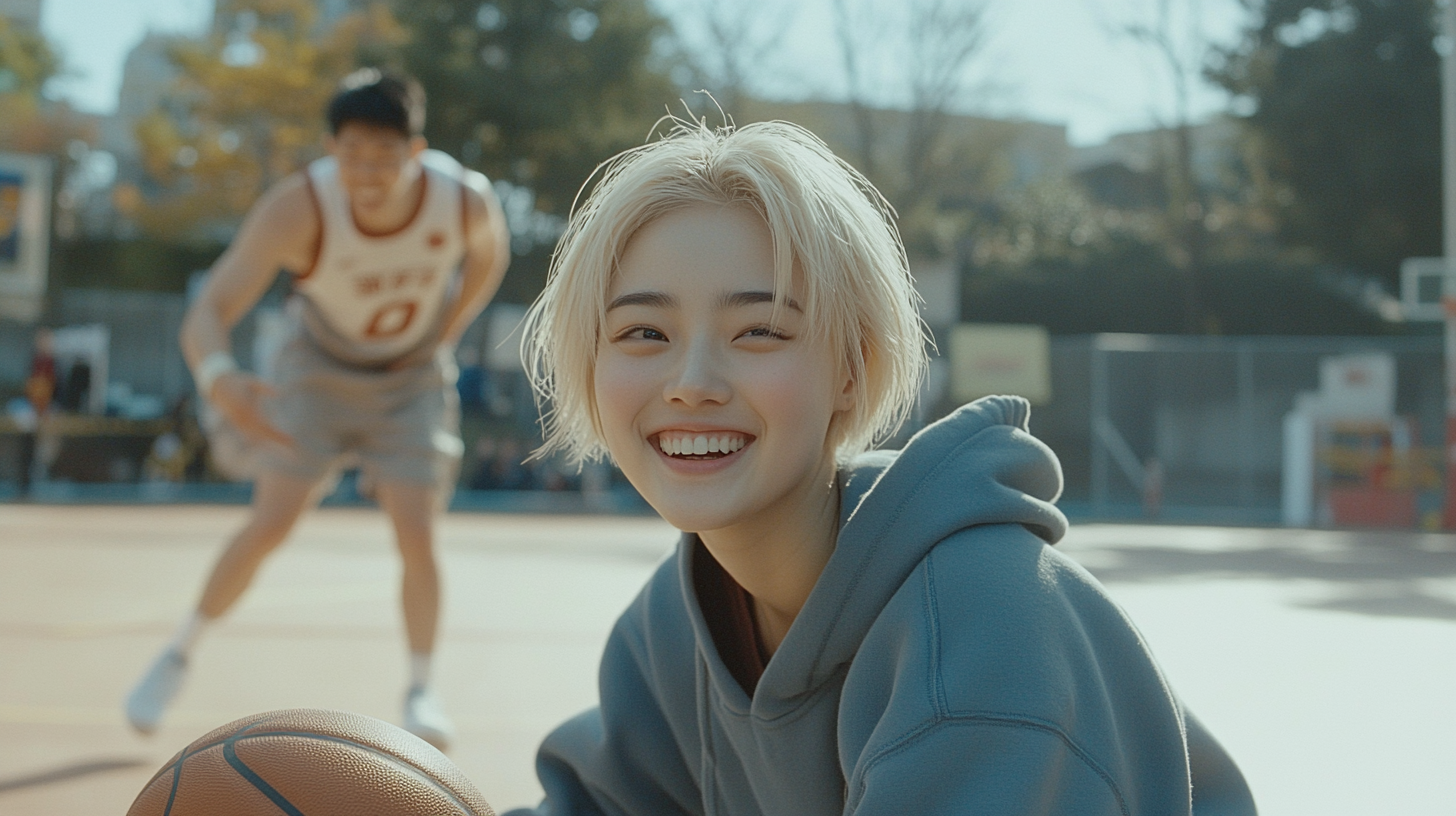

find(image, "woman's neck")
[698,457,841,656]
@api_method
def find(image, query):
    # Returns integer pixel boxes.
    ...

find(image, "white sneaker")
[125,648,188,735]
[403,685,454,751]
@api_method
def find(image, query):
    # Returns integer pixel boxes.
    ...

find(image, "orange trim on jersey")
[295,173,324,281]
[352,168,430,239]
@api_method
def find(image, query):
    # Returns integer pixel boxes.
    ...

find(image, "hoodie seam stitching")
[696,653,721,816]
[810,425,1004,681]
[922,556,948,718]
[849,715,1131,816]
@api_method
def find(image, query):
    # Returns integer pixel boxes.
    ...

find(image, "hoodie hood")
[753,395,1067,712]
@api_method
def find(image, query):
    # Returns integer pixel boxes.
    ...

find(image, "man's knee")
[242,473,323,543]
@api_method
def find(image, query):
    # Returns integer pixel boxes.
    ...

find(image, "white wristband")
[194,351,239,399]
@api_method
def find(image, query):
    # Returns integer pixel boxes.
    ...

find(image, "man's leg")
[196,471,328,618]
[376,480,441,654]
[375,479,453,749]
[126,470,325,734]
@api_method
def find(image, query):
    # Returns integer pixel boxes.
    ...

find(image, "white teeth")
[657,433,748,456]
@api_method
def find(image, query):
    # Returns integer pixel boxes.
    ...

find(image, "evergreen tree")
[1214,0,1442,287]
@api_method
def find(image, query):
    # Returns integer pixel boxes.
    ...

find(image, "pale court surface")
[1,505,1453,815]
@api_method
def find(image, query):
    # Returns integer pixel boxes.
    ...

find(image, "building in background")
[100,32,190,169]
[1070,116,1241,211]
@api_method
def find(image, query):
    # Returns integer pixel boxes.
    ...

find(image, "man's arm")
[436,179,511,349]
[180,175,318,445]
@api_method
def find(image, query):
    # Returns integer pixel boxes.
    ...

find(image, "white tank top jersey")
[292,149,489,366]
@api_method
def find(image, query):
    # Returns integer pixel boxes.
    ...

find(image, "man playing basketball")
[124,69,510,750]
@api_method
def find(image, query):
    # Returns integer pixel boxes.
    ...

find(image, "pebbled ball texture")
[127,708,495,816]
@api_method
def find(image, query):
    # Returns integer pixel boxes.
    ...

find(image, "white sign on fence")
[949,322,1052,405]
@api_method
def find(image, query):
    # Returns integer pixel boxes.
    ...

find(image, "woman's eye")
[739,326,790,340]
[619,326,667,342]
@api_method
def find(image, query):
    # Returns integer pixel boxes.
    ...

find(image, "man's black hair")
[326,68,425,138]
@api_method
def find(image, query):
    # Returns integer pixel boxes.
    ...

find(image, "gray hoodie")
[505,396,1255,815]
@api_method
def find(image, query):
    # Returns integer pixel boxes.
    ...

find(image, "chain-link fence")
[1023,334,1446,524]
[4,293,1448,525]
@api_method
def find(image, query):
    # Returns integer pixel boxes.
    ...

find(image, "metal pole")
[1237,341,1255,508]
[1444,0,1456,530]
[1091,339,1109,516]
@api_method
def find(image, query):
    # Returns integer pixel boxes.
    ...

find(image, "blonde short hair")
[521,118,929,464]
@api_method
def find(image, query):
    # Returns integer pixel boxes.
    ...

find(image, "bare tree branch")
[1104,0,1213,331]
[691,0,799,114]
[832,0,989,207]
[830,0,880,177]
[904,0,989,210]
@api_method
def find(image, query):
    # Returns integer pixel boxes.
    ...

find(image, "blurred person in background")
[123,69,510,750]
[17,327,57,494]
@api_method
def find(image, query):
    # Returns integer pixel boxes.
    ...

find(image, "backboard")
[1400,257,1453,322]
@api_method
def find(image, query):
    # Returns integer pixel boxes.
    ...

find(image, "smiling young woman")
[510,119,1255,816]
[595,202,856,652]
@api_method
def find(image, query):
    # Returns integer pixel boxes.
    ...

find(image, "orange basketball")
[126,708,495,816]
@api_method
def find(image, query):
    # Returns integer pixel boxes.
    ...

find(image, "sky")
[36,0,1252,147]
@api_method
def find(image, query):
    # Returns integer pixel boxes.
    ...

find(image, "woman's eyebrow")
[606,290,676,312]
[720,290,802,312]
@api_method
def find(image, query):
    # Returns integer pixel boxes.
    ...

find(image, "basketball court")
[2,504,1453,815]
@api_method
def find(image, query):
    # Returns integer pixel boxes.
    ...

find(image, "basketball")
[126,708,496,816]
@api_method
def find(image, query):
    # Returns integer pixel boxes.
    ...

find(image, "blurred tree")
[963,175,1390,335]
[0,14,58,97]
[1213,0,1441,288]
[1113,0,1218,332]
[389,0,680,218]
[824,0,990,258]
[681,0,798,115]
[132,0,406,240]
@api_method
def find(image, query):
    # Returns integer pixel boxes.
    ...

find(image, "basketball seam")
[162,762,181,816]
[223,738,306,816]
[233,732,477,815]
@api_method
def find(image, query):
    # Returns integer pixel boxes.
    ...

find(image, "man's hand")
[210,372,295,448]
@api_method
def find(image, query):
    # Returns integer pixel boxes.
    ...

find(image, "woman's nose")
[663,337,731,407]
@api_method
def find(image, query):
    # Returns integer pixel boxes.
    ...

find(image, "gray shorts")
[206,329,462,499]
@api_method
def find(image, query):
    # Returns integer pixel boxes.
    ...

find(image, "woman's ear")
[835,371,856,413]
[834,344,864,413]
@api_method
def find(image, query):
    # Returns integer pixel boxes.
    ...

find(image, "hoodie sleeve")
[503,558,704,816]
[838,524,1200,816]
[849,721,1131,815]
